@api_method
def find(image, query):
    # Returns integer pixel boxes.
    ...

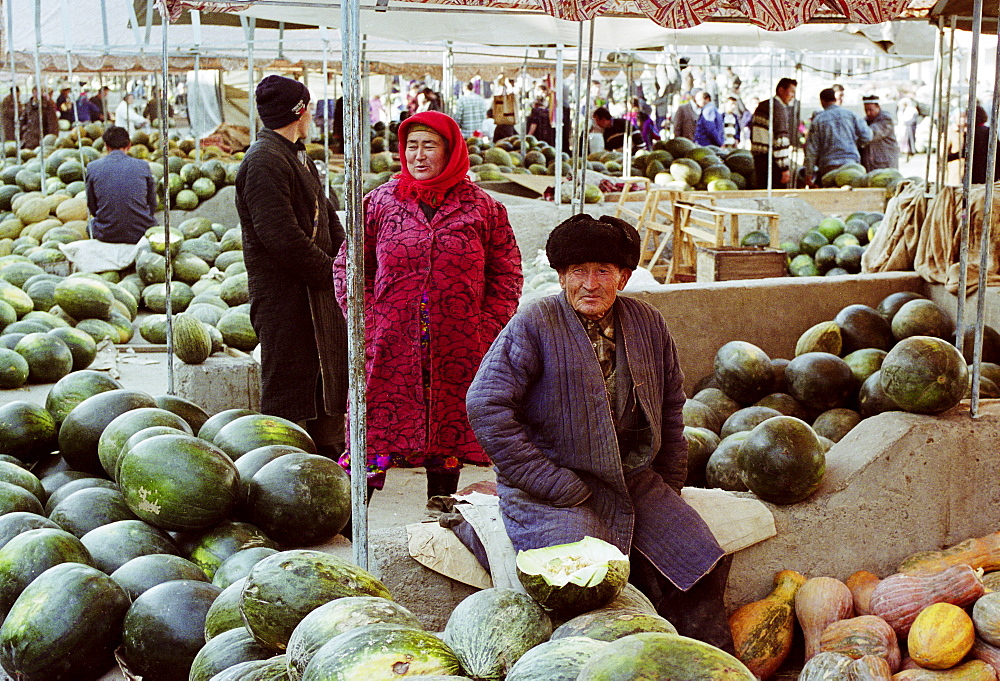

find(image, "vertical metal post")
[33,0,46,195]
[955,2,983,359]
[577,19,595,213]
[194,53,202,164]
[342,0,369,570]
[361,35,370,179]
[766,49,774,196]
[971,16,1000,417]
[7,0,20,152]
[938,18,958,189]
[924,19,944,186]
[554,44,564,208]
[244,17,257,144]
[320,25,330,200]
[61,0,84,170]
[519,52,528,163]
[160,9,174,395]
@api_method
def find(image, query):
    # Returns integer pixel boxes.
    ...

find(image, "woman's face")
[405,130,448,181]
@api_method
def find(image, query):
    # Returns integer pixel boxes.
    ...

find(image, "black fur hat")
[546,213,641,271]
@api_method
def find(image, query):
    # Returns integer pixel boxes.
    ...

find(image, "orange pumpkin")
[868,564,984,636]
[891,660,998,680]
[818,615,901,672]
[795,576,854,661]
[899,532,1000,575]
[908,602,975,670]
[846,570,881,616]
[729,569,807,680]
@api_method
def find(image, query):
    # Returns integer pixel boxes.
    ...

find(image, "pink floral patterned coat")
[334,178,522,473]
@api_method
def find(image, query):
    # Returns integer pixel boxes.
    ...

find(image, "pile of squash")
[730,530,1000,680]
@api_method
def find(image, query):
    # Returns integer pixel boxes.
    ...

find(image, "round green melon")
[241,550,392,652]
[197,408,259,442]
[0,400,57,463]
[44,369,123,426]
[0,562,131,681]
[705,432,751,492]
[47,486,138,538]
[217,311,258,351]
[189,626,274,681]
[843,348,888,385]
[183,520,278,581]
[798,231,829,258]
[52,276,114,320]
[211,547,278,590]
[209,657,290,680]
[301,624,462,681]
[45,327,97,371]
[234,445,303,504]
[153,394,210,434]
[245,452,350,546]
[0,462,43,505]
[287,596,424,679]
[0,527,94,618]
[576,632,755,680]
[173,252,211,285]
[42,477,117,516]
[692,388,740,425]
[684,426,720,486]
[98,407,193,480]
[682,399,721,433]
[13,332,73,383]
[551,607,677,641]
[811,408,861,443]
[118,433,239,532]
[172,312,212,364]
[720,406,782,439]
[515,537,629,619]
[784,352,857,412]
[79,519,178,574]
[203,577,246,642]
[506,636,609,681]
[0,347,29,388]
[736,415,826,505]
[175,189,200,211]
[121,579,222,681]
[877,291,925,322]
[213,413,316,461]
[74,317,120,344]
[713,341,775,405]
[139,314,168,344]
[880,335,969,414]
[443,587,552,680]
[0,512,60,550]
[858,371,901,418]
[110,553,209,601]
[891,299,954,341]
[58,389,157,474]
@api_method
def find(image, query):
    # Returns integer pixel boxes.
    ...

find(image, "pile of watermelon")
[780,211,883,277]
[0,215,255,386]
[684,290,991,505]
[2,126,241,218]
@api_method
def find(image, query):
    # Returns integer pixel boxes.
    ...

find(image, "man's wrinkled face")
[864,103,880,120]
[559,262,632,320]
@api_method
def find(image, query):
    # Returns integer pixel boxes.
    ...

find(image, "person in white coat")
[114,94,148,135]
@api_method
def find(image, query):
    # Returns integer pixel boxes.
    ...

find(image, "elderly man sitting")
[466,213,733,652]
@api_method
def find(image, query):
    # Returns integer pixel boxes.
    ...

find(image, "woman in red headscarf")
[333,111,523,499]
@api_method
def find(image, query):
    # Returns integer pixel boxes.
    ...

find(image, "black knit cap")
[255,75,310,130]
[546,213,640,271]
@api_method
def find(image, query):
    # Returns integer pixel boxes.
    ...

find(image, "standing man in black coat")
[235,75,348,457]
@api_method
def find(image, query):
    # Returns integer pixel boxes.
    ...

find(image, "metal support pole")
[361,36,370,179]
[971,15,1000,417]
[60,0,84,170]
[33,0,46,195]
[342,0,369,570]
[320,25,330,200]
[955,2,983,359]
[766,49,774,196]
[554,44,564,208]
[7,0,20,153]
[244,17,257,144]
[519,52,528,164]
[938,18,958,189]
[160,11,175,395]
[194,52,202,164]
[577,19,596,213]
[924,19,944,187]
[570,24,584,209]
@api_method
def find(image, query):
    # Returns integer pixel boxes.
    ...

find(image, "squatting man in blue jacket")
[465,214,733,652]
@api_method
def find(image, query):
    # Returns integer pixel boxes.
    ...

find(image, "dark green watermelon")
[705,432,750,492]
[784,352,857,412]
[48,486,139,538]
[880,335,968,414]
[736,415,826,505]
[0,562,131,681]
[111,553,209,601]
[121,579,222,681]
[712,341,775,405]
[304,624,462,680]
[753,393,810,421]
[212,546,278,590]
[0,480,44,516]
[185,520,279,580]
[683,427,719,488]
[79,519,178,573]
[44,370,123,426]
[0,512,60,550]
[244,453,350,546]
[551,606,676,642]
[13,332,74,383]
[46,327,97,371]
[811,408,861,443]
[876,291,925,322]
[213,414,317,461]
[891,299,954,341]
[197,408,258,442]
[154,394,211,434]
[0,527,94,618]
[0,400,57,463]
[505,636,609,681]
[43,477,117,516]
[188,626,274,681]
[203,577,247,641]
[96,407,192,481]
[720,406,782,439]
[234,444,304,505]
[58,389,157,474]
[835,304,894,353]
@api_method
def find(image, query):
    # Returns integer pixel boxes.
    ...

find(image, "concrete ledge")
[172,352,261,415]
[628,272,928,394]
[369,526,479,631]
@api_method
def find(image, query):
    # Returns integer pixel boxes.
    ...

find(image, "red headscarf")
[395,111,471,207]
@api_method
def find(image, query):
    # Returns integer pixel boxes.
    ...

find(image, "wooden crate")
[696,246,787,282]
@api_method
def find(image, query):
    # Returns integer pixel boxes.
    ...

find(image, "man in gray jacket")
[860,95,900,171]
[467,214,732,652]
